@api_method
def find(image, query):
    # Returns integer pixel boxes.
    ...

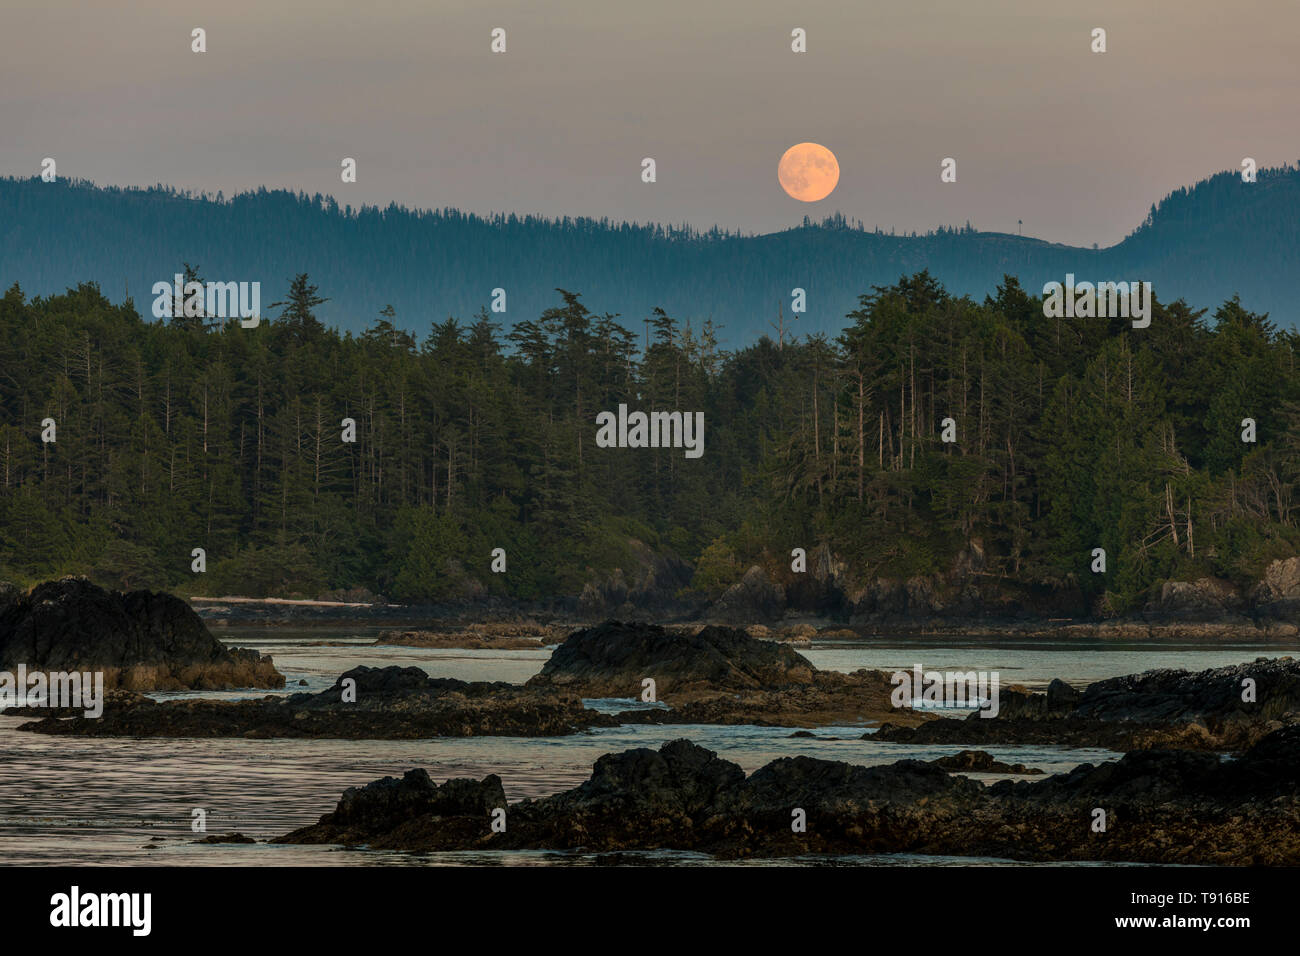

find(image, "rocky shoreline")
[274,730,1300,864]
[195,599,1300,641]
[179,550,1300,643]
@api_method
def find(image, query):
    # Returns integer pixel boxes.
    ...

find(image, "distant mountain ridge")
[1,165,1296,339]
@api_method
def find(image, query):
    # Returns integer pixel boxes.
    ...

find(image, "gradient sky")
[3,0,1295,247]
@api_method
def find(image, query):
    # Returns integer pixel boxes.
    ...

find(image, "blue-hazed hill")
[0,165,1296,340]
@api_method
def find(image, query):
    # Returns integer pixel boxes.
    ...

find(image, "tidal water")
[2,626,1295,867]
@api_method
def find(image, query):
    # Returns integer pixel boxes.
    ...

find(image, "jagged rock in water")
[329,769,504,835]
[276,729,1300,863]
[527,620,922,728]
[0,577,283,691]
[528,620,814,697]
[277,768,509,848]
[877,657,1300,751]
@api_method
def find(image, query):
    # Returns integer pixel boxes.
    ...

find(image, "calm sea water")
[2,626,1295,867]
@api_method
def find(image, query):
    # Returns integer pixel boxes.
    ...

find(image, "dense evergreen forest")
[0,271,1297,614]
[1,164,1297,341]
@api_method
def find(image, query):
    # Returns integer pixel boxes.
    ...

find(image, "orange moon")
[778,142,840,202]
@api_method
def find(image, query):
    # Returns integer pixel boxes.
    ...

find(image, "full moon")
[778,142,840,202]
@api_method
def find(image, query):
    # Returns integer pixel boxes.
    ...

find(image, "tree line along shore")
[0,272,1297,626]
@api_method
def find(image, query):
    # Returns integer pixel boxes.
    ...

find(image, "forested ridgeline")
[0,271,1297,617]
[2,164,1298,341]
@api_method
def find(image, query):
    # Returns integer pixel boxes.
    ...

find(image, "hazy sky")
[3,0,1295,247]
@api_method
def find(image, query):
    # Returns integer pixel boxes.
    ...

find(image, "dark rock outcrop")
[529,620,814,697]
[613,667,920,728]
[844,545,1089,624]
[276,737,984,855]
[527,620,929,728]
[286,769,508,845]
[930,750,1043,775]
[18,664,608,739]
[707,566,786,622]
[575,539,696,619]
[1071,657,1300,723]
[782,543,851,616]
[1253,557,1300,619]
[1144,577,1245,620]
[194,832,257,844]
[691,544,1300,635]
[0,577,283,691]
[878,657,1300,751]
[276,730,1300,863]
